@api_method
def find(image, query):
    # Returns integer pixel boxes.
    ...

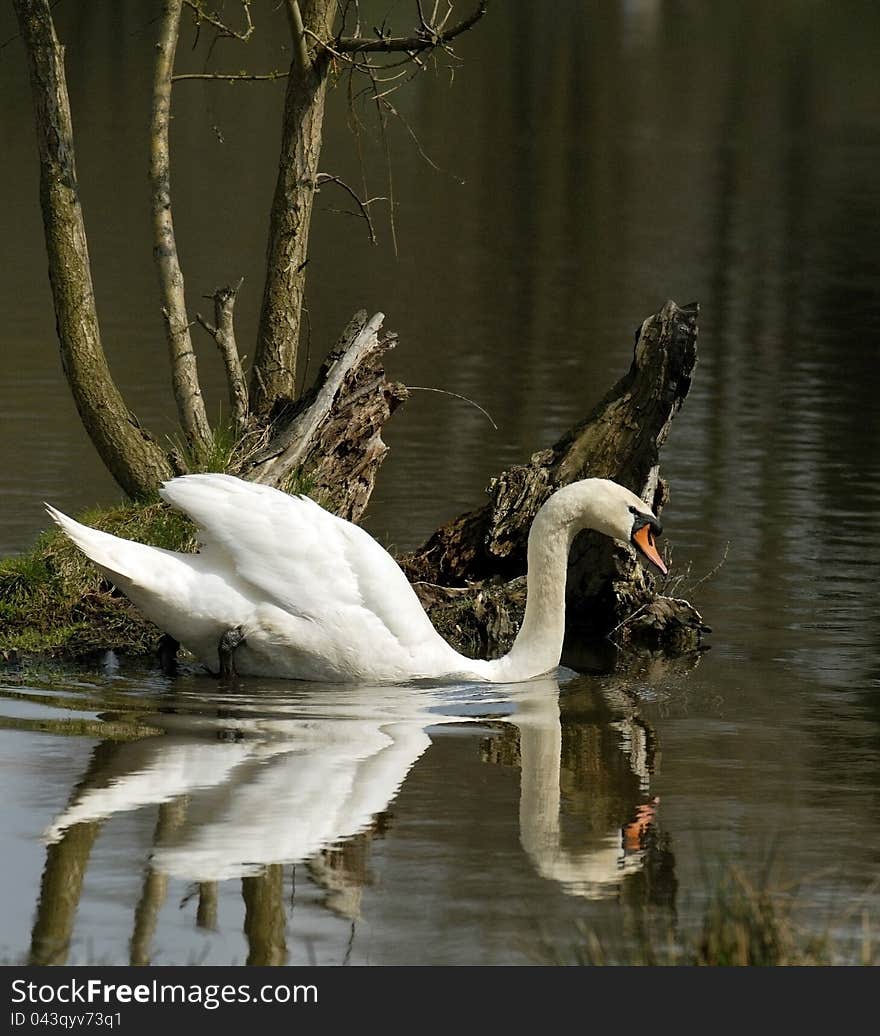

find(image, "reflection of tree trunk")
[307,830,375,920]
[28,821,100,965]
[130,798,188,965]
[197,882,218,931]
[242,865,287,966]
[12,0,172,499]
[28,738,126,965]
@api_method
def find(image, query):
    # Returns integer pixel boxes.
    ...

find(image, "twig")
[607,601,652,643]
[172,69,288,82]
[405,386,498,430]
[377,94,448,175]
[195,279,249,434]
[333,1,487,53]
[296,299,312,399]
[367,65,398,256]
[665,542,730,600]
[183,0,254,41]
[315,173,382,244]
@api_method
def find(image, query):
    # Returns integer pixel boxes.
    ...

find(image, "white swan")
[46,473,667,683]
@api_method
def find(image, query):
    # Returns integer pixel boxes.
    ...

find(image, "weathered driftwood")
[401,300,707,657]
[240,311,407,523]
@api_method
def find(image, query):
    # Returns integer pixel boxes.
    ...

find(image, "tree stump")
[239,311,408,523]
[400,300,707,658]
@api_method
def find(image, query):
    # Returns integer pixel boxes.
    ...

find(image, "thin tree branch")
[151,0,212,448]
[172,69,288,83]
[315,173,381,244]
[195,279,249,434]
[405,385,498,430]
[333,1,487,54]
[182,0,254,41]
[367,65,398,256]
[283,0,310,73]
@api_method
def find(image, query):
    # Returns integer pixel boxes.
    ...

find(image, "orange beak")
[632,524,668,576]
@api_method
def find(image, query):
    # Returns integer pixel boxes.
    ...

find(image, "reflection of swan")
[44,687,439,882]
[515,688,655,899]
[43,679,659,902]
[47,474,666,681]
[154,720,431,881]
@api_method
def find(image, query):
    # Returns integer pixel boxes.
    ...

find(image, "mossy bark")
[12,0,173,500]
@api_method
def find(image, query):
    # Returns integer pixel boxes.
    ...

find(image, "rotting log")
[241,310,408,523]
[401,300,707,657]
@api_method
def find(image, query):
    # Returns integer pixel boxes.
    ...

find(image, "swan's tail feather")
[44,503,169,593]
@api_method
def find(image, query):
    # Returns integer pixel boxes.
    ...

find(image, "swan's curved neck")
[483,497,580,682]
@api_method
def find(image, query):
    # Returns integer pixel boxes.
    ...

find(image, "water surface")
[1,0,879,964]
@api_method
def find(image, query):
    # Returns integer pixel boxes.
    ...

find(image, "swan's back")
[48,474,473,680]
[156,474,462,679]
[161,475,436,643]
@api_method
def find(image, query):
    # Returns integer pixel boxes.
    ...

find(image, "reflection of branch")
[28,738,124,965]
[334,1,487,53]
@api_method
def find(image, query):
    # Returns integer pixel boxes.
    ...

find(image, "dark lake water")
[1,0,879,964]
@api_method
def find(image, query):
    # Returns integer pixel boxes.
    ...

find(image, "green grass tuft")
[168,421,242,474]
[545,866,873,966]
[0,501,197,661]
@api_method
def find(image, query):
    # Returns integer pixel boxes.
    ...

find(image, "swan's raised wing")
[159,474,441,653]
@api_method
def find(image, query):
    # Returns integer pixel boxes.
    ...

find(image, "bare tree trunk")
[151,0,212,449]
[250,0,336,416]
[13,0,173,500]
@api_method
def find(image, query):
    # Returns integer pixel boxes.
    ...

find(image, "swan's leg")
[157,633,179,675]
[218,626,246,679]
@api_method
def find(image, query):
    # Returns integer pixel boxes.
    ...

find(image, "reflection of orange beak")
[633,524,668,576]
[623,798,659,853]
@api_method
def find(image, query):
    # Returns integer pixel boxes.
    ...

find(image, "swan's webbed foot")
[158,633,180,675]
[218,626,246,679]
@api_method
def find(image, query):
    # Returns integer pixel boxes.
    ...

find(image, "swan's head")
[544,478,668,576]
